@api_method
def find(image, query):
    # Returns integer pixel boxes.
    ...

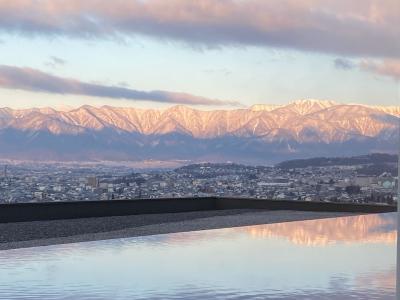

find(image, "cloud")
[0,65,240,106]
[360,59,400,80]
[49,56,66,65]
[45,56,66,68]
[0,0,398,58]
[334,58,354,70]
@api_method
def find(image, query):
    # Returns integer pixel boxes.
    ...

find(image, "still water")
[0,213,396,299]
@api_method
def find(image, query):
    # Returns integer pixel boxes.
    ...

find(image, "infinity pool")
[0,213,396,299]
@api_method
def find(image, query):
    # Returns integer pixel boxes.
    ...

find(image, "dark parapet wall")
[216,198,396,214]
[0,198,217,223]
[0,197,396,223]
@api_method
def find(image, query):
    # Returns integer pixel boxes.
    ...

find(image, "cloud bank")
[0,65,239,106]
[0,0,398,58]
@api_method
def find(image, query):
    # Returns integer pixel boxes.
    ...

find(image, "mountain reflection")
[241,214,396,246]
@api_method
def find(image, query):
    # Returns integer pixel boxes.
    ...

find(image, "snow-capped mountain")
[365,105,400,117]
[250,104,282,112]
[0,99,398,163]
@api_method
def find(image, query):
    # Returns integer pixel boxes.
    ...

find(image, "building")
[87,176,99,188]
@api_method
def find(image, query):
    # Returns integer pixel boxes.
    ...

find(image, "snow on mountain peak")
[363,105,400,117]
[291,99,337,105]
[287,99,339,115]
[0,101,398,141]
[250,104,282,112]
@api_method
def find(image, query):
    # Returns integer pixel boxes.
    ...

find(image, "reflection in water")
[356,268,396,292]
[241,214,397,246]
[0,213,395,300]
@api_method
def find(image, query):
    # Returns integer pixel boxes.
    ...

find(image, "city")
[0,158,397,205]
[0,0,398,298]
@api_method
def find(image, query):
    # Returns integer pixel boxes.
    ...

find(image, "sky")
[0,0,399,110]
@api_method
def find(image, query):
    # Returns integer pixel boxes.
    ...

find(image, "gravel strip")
[0,210,354,250]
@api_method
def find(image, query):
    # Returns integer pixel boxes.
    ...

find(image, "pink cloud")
[360,59,400,80]
[0,0,398,58]
[0,65,241,106]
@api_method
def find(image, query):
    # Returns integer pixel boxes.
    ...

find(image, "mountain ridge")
[0,99,398,163]
[1,99,399,136]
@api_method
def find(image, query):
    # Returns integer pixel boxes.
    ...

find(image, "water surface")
[0,213,396,299]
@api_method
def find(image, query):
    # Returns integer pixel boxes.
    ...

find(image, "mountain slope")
[0,99,398,163]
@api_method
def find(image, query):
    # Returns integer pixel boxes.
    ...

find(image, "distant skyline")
[0,0,399,109]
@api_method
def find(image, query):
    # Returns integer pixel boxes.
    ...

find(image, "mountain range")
[0,99,398,164]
